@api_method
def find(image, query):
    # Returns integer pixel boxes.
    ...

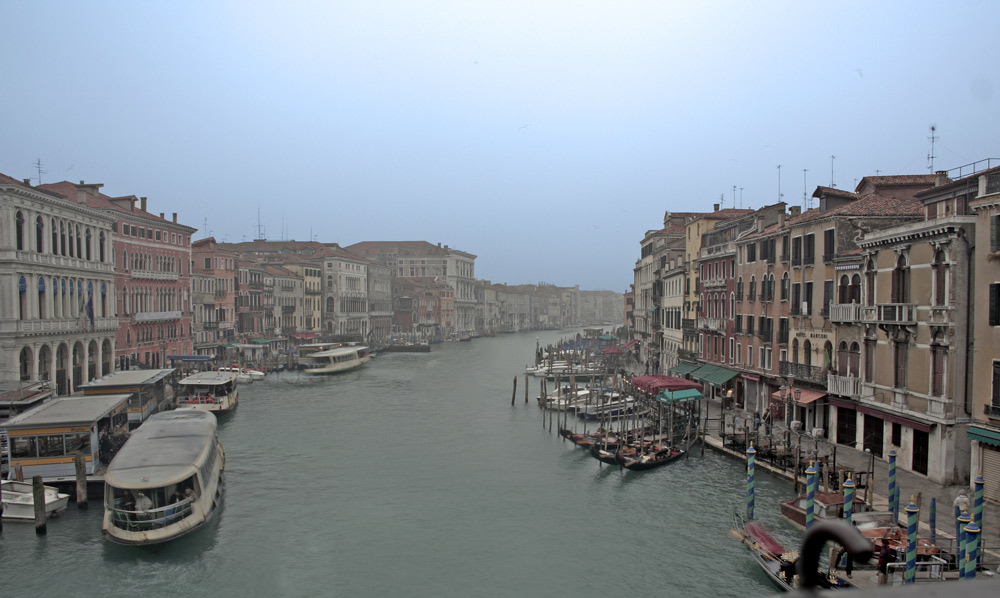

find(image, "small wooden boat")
[779,491,870,529]
[1,480,70,521]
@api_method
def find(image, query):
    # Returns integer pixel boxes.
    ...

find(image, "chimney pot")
[140,197,147,212]
[934,171,949,186]
[778,212,786,228]
[160,213,165,219]
[80,180,85,185]
[713,203,719,212]
[790,206,801,217]
[23,179,31,186]
[173,213,177,223]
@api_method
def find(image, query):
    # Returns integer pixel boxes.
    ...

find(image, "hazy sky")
[2,1,997,291]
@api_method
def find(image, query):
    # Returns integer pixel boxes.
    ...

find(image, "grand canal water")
[1,330,805,597]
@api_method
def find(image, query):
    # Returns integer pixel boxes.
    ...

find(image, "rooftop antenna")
[732,185,737,209]
[202,217,210,239]
[927,124,938,173]
[255,201,266,241]
[33,159,47,185]
[802,169,808,210]
[830,155,836,188]
[739,187,743,209]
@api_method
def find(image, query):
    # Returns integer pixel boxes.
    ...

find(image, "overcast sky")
[2,1,996,291]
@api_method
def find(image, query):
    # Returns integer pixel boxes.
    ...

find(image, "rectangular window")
[737,343,742,364]
[747,346,753,367]
[779,318,789,344]
[792,236,802,265]
[823,228,835,261]
[747,244,757,262]
[932,346,946,396]
[823,280,834,317]
[746,316,754,335]
[760,347,765,368]
[865,339,876,382]
[804,282,813,314]
[155,230,161,241]
[730,338,735,364]
[804,233,815,264]
[204,258,211,269]
[991,214,1000,251]
[894,341,907,388]
[990,284,999,326]
[767,348,773,370]
[993,361,1000,407]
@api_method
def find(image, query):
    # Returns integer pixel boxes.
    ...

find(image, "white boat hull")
[303,354,371,375]
[2,480,70,521]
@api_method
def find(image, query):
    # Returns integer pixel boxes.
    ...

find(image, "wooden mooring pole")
[75,452,88,509]
[33,475,47,535]
[511,376,517,406]
[524,373,529,403]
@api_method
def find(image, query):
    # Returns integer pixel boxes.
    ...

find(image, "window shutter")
[990,284,999,326]
[992,215,1000,252]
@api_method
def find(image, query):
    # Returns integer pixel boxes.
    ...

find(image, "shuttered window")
[990,284,999,326]
[931,346,946,397]
[992,214,1000,251]
[894,341,907,388]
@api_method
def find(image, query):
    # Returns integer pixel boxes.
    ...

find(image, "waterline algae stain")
[0,331,798,597]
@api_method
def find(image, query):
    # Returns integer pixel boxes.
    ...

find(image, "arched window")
[37,277,46,319]
[791,338,799,364]
[838,274,850,303]
[68,225,75,257]
[18,276,27,319]
[730,292,735,317]
[849,341,861,377]
[823,341,833,373]
[98,232,106,262]
[737,277,744,301]
[781,272,789,301]
[75,225,82,258]
[850,274,861,304]
[891,254,909,303]
[749,276,756,301]
[85,229,92,260]
[36,216,44,252]
[60,221,67,256]
[803,339,812,367]
[933,250,948,306]
[51,218,58,254]
[15,211,25,250]
[837,341,849,376]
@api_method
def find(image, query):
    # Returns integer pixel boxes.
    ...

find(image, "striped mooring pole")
[929,497,936,545]
[805,461,817,530]
[888,448,897,521]
[957,509,972,579]
[747,443,756,521]
[973,473,984,531]
[964,521,981,580]
[843,475,855,522]
[905,498,918,584]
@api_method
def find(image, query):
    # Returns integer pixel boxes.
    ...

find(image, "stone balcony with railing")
[827,373,862,398]
[134,310,182,323]
[861,303,916,325]
[3,316,119,334]
[860,382,956,422]
[700,317,725,332]
[131,269,180,281]
[193,292,216,304]
[828,302,862,323]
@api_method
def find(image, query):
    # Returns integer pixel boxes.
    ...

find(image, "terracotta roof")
[0,172,28,186]
[347,241,457,257]
[856,175,939,190]
[38,180,191,228]
[812,186,859,200]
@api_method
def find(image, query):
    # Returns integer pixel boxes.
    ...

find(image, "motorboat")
[303,346,371,375]
[217,366,252,384]
[176,371,239,414]
[102,410,225,546]
[1,480,70,521]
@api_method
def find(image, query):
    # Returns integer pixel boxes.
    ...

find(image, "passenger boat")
[176,371,239,414]
[1,480,70,520]
[102,409,225,546]
[217,366,252,384]
[302,345,371,375]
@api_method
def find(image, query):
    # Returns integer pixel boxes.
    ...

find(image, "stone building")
[1,174,118,394]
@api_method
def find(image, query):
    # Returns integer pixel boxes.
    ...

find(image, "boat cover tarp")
[631,375,701,394]
[744,521,786,557]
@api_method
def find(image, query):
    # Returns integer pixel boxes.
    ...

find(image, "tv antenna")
[927,124,938,172]
[255,201,266,241]
[776,165,783,201]
[802,169,808,210]
[830,155,836,188]
[33,159,47,185]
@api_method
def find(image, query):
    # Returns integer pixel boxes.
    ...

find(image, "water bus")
[102,409,225,546]
[176,371,239,414]
[303,345,371,375]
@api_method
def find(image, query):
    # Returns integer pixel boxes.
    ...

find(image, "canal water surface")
[1,331,804,597]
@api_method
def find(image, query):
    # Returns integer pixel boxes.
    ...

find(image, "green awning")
[969,426,1000,447]
[690,364,720,382]
[656,388,703,403]
[702,366,739,388]
[669,362,699,376]
[252,338,270,344]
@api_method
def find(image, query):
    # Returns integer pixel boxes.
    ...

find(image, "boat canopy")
[655,388,703,403]
[631,375,701,394]
[179,371,237,386]
[104,410,217,489]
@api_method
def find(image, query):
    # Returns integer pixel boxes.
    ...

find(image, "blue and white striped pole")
[805,462,817,530]
[905,498,918,584]
[957,509,971,580]
[747,443,756,521]
[843,476,855,522]
[888,448,897,520]
[964,522,980,580]
[973,473,984,532]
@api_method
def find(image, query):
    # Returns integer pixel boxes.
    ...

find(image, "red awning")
[774,386,827,405]
[622,339,639,349]
[631,375,702,394]
[601,346,622,355]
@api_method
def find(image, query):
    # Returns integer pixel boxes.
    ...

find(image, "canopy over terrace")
[601,346,622,355]
[631,375,701,395]
[656,388,703,403]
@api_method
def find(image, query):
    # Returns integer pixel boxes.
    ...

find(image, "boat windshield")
[105,476,201,532]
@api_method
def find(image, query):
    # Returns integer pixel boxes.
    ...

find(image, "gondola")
[615,436,696,471]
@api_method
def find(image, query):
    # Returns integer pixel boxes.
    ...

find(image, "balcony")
[193,292,216,304]
[862,303,917,325]
[779,360,826,384]
[282,305,296,313]
[829,302,861,323]
[682,318,696,332]
[757,328,773,342]
[985,404,1000,419]
[202,321,219,329]
[701,317,725,332]
[131,269,179,281]
[215,289,228,298]
[134,310,182,323]
[702,278,727,290]
[5,316,118,334]
[791,255,802,267]
[828,373,862,398]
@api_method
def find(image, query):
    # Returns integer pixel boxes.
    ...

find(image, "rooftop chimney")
[934,170,949,187]
[160,213,165,219]
[172,213,177,223]
[140,197,147,212]
[790,206,801,218]
[713,203,720,212]
[23,179,31,186]
[778,212,786,229]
